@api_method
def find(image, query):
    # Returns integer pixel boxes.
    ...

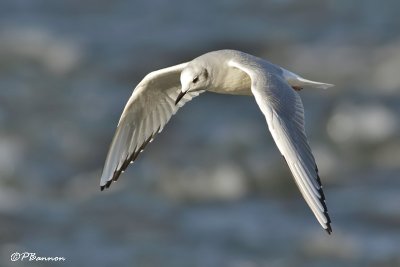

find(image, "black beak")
[175,91,187,105]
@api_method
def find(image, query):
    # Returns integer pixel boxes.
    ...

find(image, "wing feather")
[229,60,332,233]
[100,62,202,190]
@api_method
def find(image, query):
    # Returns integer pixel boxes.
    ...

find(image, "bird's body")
[184,50,280,95]
[100,50,334,234]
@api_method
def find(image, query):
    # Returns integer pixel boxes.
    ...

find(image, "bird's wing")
[229,61,332,233]
[100,62,202,190]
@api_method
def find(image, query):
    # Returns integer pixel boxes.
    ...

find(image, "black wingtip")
[100,179,113,191]
[325,224,333,235]
[100,131,158,191]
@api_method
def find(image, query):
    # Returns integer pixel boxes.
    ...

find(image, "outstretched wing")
[230,61,332,233]
[100,62,202,190]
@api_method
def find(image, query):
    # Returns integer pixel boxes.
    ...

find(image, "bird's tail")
[282,68,334,90]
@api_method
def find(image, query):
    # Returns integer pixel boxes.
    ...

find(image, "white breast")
[208,65,252,95]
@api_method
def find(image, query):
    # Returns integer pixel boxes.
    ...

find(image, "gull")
[100,50,334,234]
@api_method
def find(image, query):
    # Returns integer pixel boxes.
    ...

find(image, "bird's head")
[175,65,209,105]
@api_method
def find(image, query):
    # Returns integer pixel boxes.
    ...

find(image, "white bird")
[100,50,334,234]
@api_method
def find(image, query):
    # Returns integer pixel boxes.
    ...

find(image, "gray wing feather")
[100,62,201,190]
[230,61,332,233]
[260,75,331,233]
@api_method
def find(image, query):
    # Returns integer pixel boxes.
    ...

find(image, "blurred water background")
[1,0,400,266]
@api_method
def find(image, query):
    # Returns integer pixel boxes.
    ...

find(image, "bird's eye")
[192,77,199,83]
